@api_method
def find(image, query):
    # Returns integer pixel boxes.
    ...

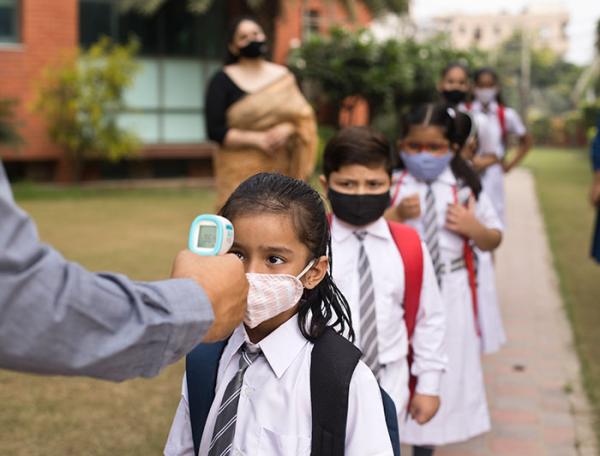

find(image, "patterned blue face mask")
[400,151,453,183]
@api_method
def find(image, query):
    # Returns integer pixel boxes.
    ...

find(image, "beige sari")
[212,72,318,207]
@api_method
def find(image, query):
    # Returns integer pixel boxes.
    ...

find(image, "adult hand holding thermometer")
[170,214,245,343]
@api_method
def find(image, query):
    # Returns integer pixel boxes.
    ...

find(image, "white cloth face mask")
[474,87,498,105]
[244,260,315,329]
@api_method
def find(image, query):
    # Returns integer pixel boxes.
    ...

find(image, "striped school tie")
[354,231,381,378]
[208,345,260,456]
[424,184,443,285]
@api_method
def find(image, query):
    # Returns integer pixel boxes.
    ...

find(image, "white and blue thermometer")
[188,214,234,256]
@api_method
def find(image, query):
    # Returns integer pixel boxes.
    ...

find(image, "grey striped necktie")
[208,345,261,456]
[424,184,443,285]
[354,231,381,378]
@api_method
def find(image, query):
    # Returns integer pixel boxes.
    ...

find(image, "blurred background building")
[431,2,569,56]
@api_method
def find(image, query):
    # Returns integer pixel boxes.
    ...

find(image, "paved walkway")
[403,169,597,456]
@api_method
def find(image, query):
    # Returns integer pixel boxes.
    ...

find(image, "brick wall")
[0,0,78,162]
[273,0,371,64]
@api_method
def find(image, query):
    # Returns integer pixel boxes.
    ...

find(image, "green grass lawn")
[1,186,217,455]
[523,147,600,436]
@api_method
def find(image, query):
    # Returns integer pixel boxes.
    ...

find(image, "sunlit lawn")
[524,147,600,439]
[2,148,600,453]
[1,186,216,455]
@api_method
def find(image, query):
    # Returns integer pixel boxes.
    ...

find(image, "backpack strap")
[310,328,361,456]
[497,104,507,146]
[379,387,401,456]
[451,186,481,337]
[186,340,228,456]
[390,170,407,207]
[386,221,424,400]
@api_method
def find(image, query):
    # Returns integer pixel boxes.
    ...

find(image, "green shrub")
[35,37,141,181]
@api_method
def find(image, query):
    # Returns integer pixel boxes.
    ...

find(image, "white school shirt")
[164,315,393,456]
[390,167,503,261]
[466,100,526,158]
[458,107,496,157]
[330,216,447,400]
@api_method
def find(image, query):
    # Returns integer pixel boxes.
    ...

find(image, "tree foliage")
[0,98,23,147]
[489,33,583,115]
[35,38,141,180]
[288,27,483,130]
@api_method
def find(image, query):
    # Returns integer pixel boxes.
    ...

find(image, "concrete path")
[403,169,597,456]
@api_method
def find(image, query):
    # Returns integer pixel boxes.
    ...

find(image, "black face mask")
[238,40,267,59]
[328,188,390,227]
[442,89,468,105]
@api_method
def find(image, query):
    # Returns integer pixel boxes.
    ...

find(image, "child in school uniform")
[387,103,503,450]
[439,63,507,354]
[164,173,394,456]
[319,126,447,456]
[467,67,532,225]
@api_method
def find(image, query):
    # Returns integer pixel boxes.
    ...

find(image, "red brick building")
[0,0,371,181]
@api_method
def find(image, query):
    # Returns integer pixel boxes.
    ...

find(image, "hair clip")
[446,107,457,119]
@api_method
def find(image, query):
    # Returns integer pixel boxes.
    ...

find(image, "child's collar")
[331,215,391,243]
[225,314,309,379]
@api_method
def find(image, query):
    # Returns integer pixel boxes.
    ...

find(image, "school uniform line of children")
[163,64,530,456]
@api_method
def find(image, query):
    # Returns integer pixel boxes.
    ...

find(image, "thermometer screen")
[198,225,217,248]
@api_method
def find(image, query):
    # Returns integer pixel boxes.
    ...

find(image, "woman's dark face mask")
[238,40,267,59]
[442,89,468,105]
[328,188,391,227]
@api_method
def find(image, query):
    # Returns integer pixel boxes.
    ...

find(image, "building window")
[302,9,320,39]
[0,0,20,44]
[474,27,482,43]
[79,0,226,144]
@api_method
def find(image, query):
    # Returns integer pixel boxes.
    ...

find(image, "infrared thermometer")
[188,214,234,256]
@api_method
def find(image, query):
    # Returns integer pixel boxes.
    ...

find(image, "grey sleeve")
[0,163,214,381]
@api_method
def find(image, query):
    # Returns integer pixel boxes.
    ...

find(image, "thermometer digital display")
[188,214,234,256]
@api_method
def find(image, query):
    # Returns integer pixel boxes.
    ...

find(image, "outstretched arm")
[0,163,245,381]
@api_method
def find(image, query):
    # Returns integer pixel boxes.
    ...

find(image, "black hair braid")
[219,172,355,342]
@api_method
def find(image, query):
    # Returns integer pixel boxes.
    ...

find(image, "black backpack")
[185,327,400,456]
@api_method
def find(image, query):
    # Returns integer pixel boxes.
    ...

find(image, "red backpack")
[328,215,424,398]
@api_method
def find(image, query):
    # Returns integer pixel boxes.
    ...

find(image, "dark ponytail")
[219,172,355,342]
[398,102,482,198]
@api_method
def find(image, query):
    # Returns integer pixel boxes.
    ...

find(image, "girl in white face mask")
[468,67,532,225]
[165,173,396,456]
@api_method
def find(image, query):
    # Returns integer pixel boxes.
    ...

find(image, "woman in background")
[205,16,317,207]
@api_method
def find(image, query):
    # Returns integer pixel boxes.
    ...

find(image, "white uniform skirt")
[399,270,491,446]
[477,250,507,354]
[481,163,505,226]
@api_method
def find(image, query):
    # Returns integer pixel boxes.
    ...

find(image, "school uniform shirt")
[330,215,447,417]
[164,315,393,456]
[390,167,503,445]
[465,100,527,224]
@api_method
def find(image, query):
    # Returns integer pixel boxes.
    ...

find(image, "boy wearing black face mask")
[320,127,447,454]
